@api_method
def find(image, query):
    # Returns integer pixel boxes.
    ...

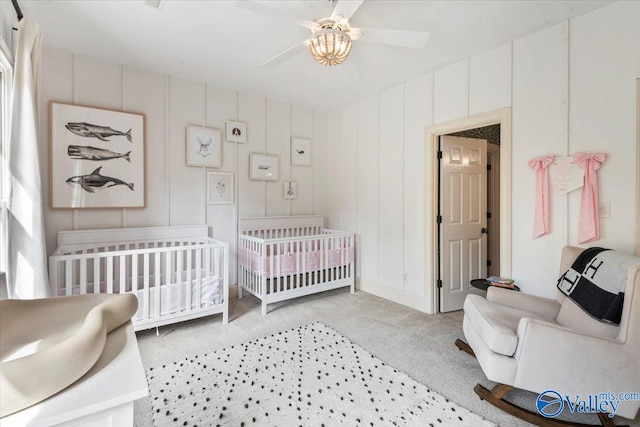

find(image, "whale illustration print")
[66,167,134,193]
[65,122,132,142]
[68,145,131,162]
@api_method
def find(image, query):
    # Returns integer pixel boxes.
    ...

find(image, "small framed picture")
[226,120,247,143]
[283,181,297,200]
[291,136,311,166]
[249,153,279,181]
[207,172,234,204]
[186,125,222,167]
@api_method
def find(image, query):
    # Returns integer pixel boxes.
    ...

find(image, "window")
[0,45,12,275]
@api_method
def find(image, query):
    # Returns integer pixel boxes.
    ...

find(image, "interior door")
[439,135,488,312]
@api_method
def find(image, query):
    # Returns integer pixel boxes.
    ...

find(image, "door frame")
[636,79,640,256]
[486,142,500,276]
[424,108,512,314]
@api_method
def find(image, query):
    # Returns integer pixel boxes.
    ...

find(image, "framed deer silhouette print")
[186,125,222,168]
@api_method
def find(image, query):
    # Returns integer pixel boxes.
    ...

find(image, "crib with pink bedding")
[238,216,355,315]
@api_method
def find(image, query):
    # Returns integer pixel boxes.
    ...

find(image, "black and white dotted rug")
[146,322,494,426]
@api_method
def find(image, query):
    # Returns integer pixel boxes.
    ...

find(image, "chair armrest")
[486,287,561,320]
[513,318,635,396]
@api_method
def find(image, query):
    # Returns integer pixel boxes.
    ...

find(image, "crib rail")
[49,236,229,329]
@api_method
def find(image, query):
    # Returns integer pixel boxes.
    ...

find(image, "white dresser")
[2,323,148,427]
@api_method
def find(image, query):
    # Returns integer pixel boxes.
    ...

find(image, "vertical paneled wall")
[403,73,433,296]
[511,23,569,294]
[378,85,405,291]
[568,2,640,254]
[38,47,325,286]
[324,43,511,310]
[323,1,639,310]
[357,94,380,283]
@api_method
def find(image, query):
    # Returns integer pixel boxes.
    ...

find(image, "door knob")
[481,228,488,234]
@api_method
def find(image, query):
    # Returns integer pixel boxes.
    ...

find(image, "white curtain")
[7,18,48,299]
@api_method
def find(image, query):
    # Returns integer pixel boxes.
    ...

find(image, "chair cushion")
[556,298,619,339]
[464,294,551,356]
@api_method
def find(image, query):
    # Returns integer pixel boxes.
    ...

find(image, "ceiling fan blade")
[331,0,365,21]
[235,1,317,30]
[351,27,430,49]
[262,40,309,67]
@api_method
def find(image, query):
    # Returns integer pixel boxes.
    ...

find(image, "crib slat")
[349,235,354,280]
[143,253,150,321]
[65,260,73,296]
[132,253,138,294]
[303,240,309,288]
[269,242,273,293]
[195,248,202,310]
[80,258,87,294]
[177,246,183,311]
[154,252,161,318]
[295,240,300,289]
[186,249,193,311]
[119,255,126,293]
[165,249,172,286]
[106,257,114,293]
[94,256,101,293]
[277,243,282,293]
[205,246,211,280]
[320,239,327,282]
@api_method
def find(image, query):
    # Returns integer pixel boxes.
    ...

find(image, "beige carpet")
[135,288,639,427]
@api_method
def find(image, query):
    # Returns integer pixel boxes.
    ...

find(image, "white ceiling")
[19,0,612,111]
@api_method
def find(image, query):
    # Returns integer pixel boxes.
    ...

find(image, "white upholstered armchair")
[458,246,640,426]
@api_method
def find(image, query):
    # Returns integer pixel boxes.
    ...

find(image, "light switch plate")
[598,201,611,219]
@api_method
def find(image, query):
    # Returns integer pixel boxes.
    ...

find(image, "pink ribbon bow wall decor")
[528,155,555,238]
[573,152,606,244]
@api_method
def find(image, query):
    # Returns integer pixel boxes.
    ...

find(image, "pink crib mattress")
[239,246,354,277]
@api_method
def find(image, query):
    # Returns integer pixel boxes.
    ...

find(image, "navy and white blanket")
[557,247,640,325]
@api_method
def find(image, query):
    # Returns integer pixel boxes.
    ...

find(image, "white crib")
[238,216,355,315]
[49,225,229,330]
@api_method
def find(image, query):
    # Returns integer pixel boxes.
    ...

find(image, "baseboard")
[233,281,432,314]
[357,279,429,313]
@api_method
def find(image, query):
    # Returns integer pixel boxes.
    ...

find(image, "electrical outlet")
[598,202,610,219]
[403,273,407,282]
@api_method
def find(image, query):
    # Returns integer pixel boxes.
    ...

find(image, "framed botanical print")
[207,172,234,204]
[283,181,297,200]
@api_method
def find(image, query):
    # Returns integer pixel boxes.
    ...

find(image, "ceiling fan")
[235,0,430,67]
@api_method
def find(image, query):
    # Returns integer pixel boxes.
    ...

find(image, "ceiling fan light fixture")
[308,28,352,66]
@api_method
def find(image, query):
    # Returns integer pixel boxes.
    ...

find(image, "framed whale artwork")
[50,101,146,209]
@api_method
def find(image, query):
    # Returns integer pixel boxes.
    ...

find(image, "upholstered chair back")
[553,246,640,343]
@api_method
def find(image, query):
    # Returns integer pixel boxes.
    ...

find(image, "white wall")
[323,1,640,310]
[4,1,638,311]
[38,47,327,285]
[511,22,569,296]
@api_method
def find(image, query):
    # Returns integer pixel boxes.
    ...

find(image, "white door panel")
[440,135,488,312]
